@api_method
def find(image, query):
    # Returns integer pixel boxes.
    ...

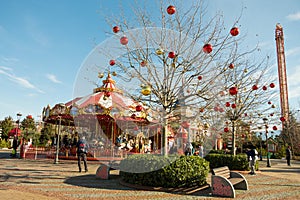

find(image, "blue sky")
[0,0,300,121]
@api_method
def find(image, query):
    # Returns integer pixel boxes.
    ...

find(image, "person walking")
[11,135,19,158]
[76,136,89,172]
[286,146,292,166]
[247,145,258,175]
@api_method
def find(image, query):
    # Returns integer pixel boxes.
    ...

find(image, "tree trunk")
[162,117,169,156]
[231,120,236,156]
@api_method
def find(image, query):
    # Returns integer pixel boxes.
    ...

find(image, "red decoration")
[270,83,275,88]
[219,107,224,112]
[109,60,115,66]
[225,102,231,107]
[273,126,278,131]
[136,105,143,112]
[224,127,229,132]
[199,107,204,112]
[198,76,202,80]
[113,26,120,33]
[105,92,111,97]
[230,27,240,36]
[140,60,147,67]
[280,116,285,122]
[252,85,258,90]
[202,44,213,54]
[268,101,272,104]
[231,103,236,109]
[120,36,128,45]
[214,106,219,112]
[229,87,238,95]
[229,63,234,69]
[167,5,176,15]
[168,51,176,58]
[131,114,136,119]
[270,113,274,117]
[27,115,32,119]
[262,86,267,90]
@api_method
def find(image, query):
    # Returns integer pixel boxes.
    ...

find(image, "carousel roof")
[42,73,152,125]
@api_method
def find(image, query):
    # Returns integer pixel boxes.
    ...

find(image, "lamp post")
[259,132,263,161]
[263,118,271,167]
[54,116,62,164]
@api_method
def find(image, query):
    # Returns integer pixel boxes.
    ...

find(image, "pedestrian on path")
[286,146,292,166]
[76,136,89,172]
[11,135,19,158]
[247,145,258,175]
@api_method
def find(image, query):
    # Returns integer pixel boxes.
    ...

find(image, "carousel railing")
[20,145,130,160]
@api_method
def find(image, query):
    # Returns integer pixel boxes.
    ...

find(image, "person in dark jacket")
[76,136,89,172]
[286,146,292,166]
[11,135,19,158]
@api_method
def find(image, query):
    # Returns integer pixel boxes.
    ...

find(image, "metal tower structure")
[275,23,289,123]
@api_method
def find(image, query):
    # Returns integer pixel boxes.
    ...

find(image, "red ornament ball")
[203,44,213,54]
[136,105,143,112]
[224,127,229,132]
[229,86,238,95]
[273,126,278,131]
[225,102,231,107]
[229,63,234,69]
[120,36,128,45]
[262,86,267,90]
[105,92,111,97]
[231,103,237,109]
[280,116,285,122]
[27,115,32,119]
[167,5,176,15]
[140,60,147,67]
[168,51,176,58]
[219,107,224,112]
[113,26,120,33]
[214,106,219,112]
[197,75,202,80]
[109,60,115,66]
[252,85,258,90]
[270,83,275,88]
[230,27,240,36]
[268,101,272,105]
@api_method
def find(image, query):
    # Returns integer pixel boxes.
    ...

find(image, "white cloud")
[0,55,19,65]
[46,74,62,83]
[0,66,44,93]
[286,12,300,21]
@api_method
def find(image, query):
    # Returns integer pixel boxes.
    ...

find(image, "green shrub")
[0,139,10,148]
[120,154,210,188]
[204,153,258,171]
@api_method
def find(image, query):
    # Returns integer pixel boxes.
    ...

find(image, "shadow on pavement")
[64,174,212,197]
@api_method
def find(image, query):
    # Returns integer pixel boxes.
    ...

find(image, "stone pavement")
[0,149,299,200]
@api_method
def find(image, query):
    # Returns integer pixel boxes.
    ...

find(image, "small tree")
[0,116,14,139]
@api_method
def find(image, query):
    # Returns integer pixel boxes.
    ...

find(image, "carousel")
[42,73,163,159]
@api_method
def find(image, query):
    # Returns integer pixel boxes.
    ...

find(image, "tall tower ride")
[275,23,289,123]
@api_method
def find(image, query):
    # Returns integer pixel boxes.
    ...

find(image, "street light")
[54,116,62,164]
[259,132,263,161]
[263,118,271,167]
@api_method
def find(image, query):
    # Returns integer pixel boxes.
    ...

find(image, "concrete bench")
[211,166,248,198]
[95,160,120,179]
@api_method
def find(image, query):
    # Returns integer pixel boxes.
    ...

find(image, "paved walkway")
[0,149,299,200]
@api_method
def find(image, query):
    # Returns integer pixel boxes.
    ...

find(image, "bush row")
[120,154,210,188]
